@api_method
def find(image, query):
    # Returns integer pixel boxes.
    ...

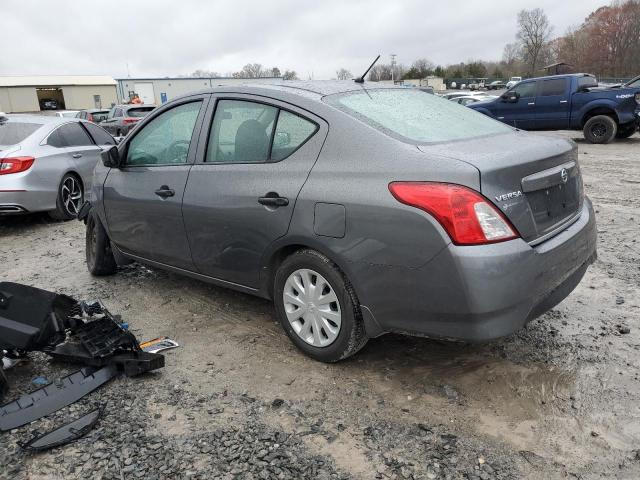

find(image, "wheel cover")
[61,177,82,216]
[283,268,342,348]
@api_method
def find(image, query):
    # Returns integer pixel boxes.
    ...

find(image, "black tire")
[48,173,84,221]
[273,249,367,363]
[615,122,637,139]
[583,115,617,144]
[86,212,117,276]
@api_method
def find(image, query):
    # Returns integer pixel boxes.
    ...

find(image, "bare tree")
[233,63,265,78]
[282,70,298,80]
[336,68,353,80]
[270,67,282,78]
[516,8,553,75]
[180,69,219,78]
[502,43,520,65]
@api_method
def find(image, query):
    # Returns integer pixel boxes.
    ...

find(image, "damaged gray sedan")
[82,81,597,362]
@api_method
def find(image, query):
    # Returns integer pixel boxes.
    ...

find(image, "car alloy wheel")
[282,268,342,347]
[61,176,83,216]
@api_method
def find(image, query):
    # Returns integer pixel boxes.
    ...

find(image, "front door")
[535,78,571,129]
[493,80,538,129]
[182,95,327,288]
[103,97,207,269]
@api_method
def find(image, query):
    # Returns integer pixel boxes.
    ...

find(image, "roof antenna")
[354,55,381,83]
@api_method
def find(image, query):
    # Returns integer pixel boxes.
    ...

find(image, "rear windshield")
[127,107,154,118]
[0,122,41,146]
[325,89,511,143]
[91,111,110,122]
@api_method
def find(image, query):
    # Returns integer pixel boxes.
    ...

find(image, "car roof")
[2,114,82,125]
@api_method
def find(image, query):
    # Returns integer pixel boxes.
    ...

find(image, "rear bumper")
[356,198,597,341]
[0,191,56,215]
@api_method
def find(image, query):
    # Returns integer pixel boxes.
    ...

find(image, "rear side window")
[511,82,537,98]
[57,123,94,147]
[0,122,41,146]
[114,108,123,117]
[127,107,154,118]
[271,111,317,161]
[539,79,567,96]
[206,100,278,163]
[83,122,115,145]
[325,89,511,144]
[126,101,201,166]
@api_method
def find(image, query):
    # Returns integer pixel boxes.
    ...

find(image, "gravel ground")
[0,131,639,480]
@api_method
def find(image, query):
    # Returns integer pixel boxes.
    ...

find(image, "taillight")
[0,157,35,175]
[122,118,138,124]
[389,182,518,245]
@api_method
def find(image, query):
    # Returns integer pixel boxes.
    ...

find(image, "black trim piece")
[0,366,117,432]
[19,405,104,452]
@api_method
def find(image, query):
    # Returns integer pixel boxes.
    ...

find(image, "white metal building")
[116,77,284,105]
[0,76,118,113]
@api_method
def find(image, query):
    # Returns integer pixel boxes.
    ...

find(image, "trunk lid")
[418,132,583,243]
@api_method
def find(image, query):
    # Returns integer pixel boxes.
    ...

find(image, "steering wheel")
[166,140,190,163]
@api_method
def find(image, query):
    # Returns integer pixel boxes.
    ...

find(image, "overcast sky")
[1,0,606,79]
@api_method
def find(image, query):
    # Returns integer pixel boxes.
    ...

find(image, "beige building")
[0,76,118,113]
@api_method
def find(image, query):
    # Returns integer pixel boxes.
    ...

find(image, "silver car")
[0,114,115,219]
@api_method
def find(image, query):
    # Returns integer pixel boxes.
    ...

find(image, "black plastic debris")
[0,370,7,401]
[0,366,116,432]
[19,405,104,452]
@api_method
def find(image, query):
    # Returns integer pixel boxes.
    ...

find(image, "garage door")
[134,83,155,105]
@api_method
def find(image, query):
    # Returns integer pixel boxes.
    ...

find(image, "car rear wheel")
[86,213,117,276]
[615,122,637,139]
[273,249,367,362]
[49,173,83,220]
[583,115,617,144]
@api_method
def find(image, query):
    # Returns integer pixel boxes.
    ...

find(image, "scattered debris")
[31,376,49,387]
[18,405,104,452]
[140,336,180,354]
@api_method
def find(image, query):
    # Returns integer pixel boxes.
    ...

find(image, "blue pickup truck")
[468,73,640,143]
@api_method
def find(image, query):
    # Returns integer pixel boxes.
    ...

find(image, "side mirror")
[502,92,519,103]
[101,145,122,168]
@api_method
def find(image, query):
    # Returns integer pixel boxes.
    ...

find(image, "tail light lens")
[122,118,139,125]
[389,182,518,245]
[0,157,35,175]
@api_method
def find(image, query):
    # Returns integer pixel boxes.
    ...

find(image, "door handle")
[527,102,535,105]
[154,186,175,198]
[72,153,82,159]
[258,193,289,207]
[559,100,568,104]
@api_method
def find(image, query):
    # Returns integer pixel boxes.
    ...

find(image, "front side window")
[325,89,511,144]
[539,79,568,96]
[126,101,201,166]
[512,82,537,98]
[206,100,277,163]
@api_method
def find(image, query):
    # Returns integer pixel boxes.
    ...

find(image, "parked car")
[451,95,494,106]
[76,109,111,124]
[48,110,80,118]
[39,99,59,110]
[81,83,597,362]
[486,80,507,90]
[440,91,487,101]
[506,77,522,88]
[99,105,156,137]
[0,114,116,219]
[468,73,640,143]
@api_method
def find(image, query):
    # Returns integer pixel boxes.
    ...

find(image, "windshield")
[127,107,154,118]
[0,122,41,146]
[325,89,512,144]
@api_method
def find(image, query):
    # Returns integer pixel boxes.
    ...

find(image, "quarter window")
[271,110,317,161]
[83,122,116,146]
[206,100,277,163]
[126,101,202,166]
[539,79,567,96]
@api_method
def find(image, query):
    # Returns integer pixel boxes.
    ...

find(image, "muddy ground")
[0,131,639,480]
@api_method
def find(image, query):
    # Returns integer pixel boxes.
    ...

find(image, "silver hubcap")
[283,268,342,347]
[61,177,82,215]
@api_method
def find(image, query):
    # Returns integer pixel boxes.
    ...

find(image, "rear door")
[54,123,103,186]
[493,80,538,129]
[182,95,327,288]
[535,78,571,129]
[103,97,208,269]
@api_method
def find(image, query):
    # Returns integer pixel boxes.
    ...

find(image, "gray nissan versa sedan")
[81,81,597,362]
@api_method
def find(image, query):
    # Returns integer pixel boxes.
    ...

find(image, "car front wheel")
[273,249,367,362]
[583,115,617,144]
[86,213,117,276]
